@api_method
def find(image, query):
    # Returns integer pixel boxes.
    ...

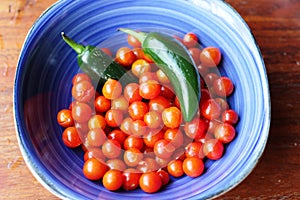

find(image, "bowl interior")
[14,0,270,199]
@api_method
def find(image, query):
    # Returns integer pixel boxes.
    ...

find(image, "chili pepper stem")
[61,32,85,55]
[118,28,147,44]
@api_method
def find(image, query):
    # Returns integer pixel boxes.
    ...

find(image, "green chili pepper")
[119,28,201,122]
[61,32,137,86]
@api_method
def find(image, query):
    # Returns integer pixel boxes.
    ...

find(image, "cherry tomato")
[164,128,184,148]
[197,63,209,76]
[156,169,170,186]
[111,95,129,113]
[123,135,144,150]
[84,148,106,162]
[122,168,142,191]
[156,69,170,84]
[201,99,222,120]
[72,102,93,123]
[137,157,159,173]
[127,34,141,48]
[103,169,123,191]
[102,79,122,100]
[154,139,175,159]
[149,96,171,113]
[105,109,123,128]
[124,83,142,103]
[185,142,205,159]
[94,95,111,113]
[182,157,204,178]
[204,72,220,87]
[188,47,201,66]
[86,128,106,147]
[115,47,136,67]
[120,117,133,135]
[83,158,108,180]
[62,126,82,148]
[214,123,236,143]
[139,71,158,83]
[72,80,95,103]
[88,115,106,130]
[222,109,239,124]
[202,139,224,160]
[139,80,161,100]
[139,172,162,193]
[106,159,126,171]
[200,47,221,67]
[213,77,234,97]
[183,32,199,48]
[132,59,151,77]
[57,109,74,128]
[144,111,162,129]
[160,85,175,99]
[124,148,143,167]
[72,73,92,85]
[102,139,122,159]
[184,118,208,140]
[128,101,148,120]
[107,129,127,146]
[214,97,229,111]
[132,48,153,63]
[162,106,182,129]
[143,129,164,148]
[167,159,184,177]
[130,119,147,136]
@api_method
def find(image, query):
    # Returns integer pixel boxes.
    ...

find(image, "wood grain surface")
[0,0,299,199]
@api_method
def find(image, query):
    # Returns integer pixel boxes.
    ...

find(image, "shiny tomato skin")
[102,79,122,100]
[162,106,182,129]
[182,157,204,178]
[203,139,224,160]
[213,77,234,97]
[139,172,162,193]
[57,109,74,128]
[72,80,95,103]
[214,123,236,143]
[94,95,111,113]
[102,169,123,191]
[200,47,221,67]
[122,168,142,191]
[62,126,82,148]
[102,139,122,159]
[115,47,136,67]
[222,109,239,125]
[83,158,108,180]
[72,102,93,123]
[201,99,222,120]
[167,159,184,178]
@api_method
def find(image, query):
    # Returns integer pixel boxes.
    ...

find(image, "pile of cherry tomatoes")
[57,31,238,193]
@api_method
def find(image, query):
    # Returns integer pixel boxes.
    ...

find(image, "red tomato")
[149,96,171,113]
[101,47,113,57]
[222,109,239,124]
[132,59,151,77]
[72,73,91,85]
[86,128,107,147]
[156,69,170,84]
[102,79,122,100]
[184,118,208,140]
[164,128,184,148]
[111,96,129,113]
[122,168,142,191]
[107,129,127,146]
[139,172,162,193]
[106,159,126,171]
[185,142,205,159]
[201,99,222,120]
[62,126,82,148]
[204,72,220,87]
[83,148,106,162]
[115,47,136,67]
[72,80,95,103]
[102,169,123,191]
[200,47,222,67]
[139,72,158,83]
[203,139,224,160]
[102,139,122,159]
[144,111,162,129]
[127,34,141,48]
[94,95,111,113]
[156,169,170,186]
[143,129,164,148]
[128,101,148,120]
[57,109,74,128]
[105,109,123,127]
[120,117,133,135]
[124,83,142,103]
[154,139,175,159]
[182,157,204,178]
[139,80,161,100]
[132,48,153,63]
[188,47,202,66]
[162,106,182,129]
[124,148,143,167]
[137,157,159,173]
[83,158,108,180]
[130,119,147,136]
[213,77,234,97]
[183,32,199,48]
[72,102,93,123]
[167,159,184,177]
[160,85,175,99]
[88,115,106,130]
[214,123,236,143]
[124,135,144,150]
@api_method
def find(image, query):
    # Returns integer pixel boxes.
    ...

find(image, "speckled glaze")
[14,0,270,199]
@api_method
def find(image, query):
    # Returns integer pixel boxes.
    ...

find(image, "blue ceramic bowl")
[14,0,270,199]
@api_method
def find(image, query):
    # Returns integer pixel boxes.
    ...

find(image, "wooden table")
[0,0,299,199]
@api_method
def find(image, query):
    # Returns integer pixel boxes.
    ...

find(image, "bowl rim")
[13,0,271,199]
